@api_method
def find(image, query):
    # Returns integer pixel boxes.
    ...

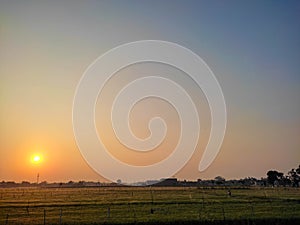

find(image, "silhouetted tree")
[288,168,300,187]
[267,170,283,186]
[296,165,300,175]
[281,176,291,187]
[214,176,225,185]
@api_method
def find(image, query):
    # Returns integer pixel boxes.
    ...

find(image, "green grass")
[0,187,299,224]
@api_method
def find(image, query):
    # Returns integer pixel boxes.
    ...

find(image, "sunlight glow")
[31,154,42,164]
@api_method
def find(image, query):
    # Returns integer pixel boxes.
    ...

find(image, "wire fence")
[0,187,299,224]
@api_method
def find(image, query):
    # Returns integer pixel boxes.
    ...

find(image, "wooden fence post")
[107,206,110,219]
[59,208,62,224]
[222,206,226,221]
[44,209,46,225]
[5,214,8,225]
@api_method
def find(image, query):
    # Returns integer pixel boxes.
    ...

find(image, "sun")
[31,154,42,164]
[33,155,40,162]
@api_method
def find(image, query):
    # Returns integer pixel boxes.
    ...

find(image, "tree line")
[0,164,299,188]
[267,164,300,187]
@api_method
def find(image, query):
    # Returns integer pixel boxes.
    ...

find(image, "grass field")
[0,186,299,225]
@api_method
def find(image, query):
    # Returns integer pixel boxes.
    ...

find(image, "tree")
[214,176,225,185]
[296,165,300,175]
[288,168,300,187]
[267,170,283,186]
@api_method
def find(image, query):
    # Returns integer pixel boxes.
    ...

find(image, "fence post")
[198,209,201,220]
[107,206,110,219]
[222,206,225,221]
[59,208,62,224]
[44,209,46,225]
[5,214,8,225]
[251,203,254,217]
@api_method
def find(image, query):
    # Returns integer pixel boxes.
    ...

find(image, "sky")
[0,0,299,183]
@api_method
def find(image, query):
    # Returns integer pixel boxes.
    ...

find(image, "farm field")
[0,186,299,225]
